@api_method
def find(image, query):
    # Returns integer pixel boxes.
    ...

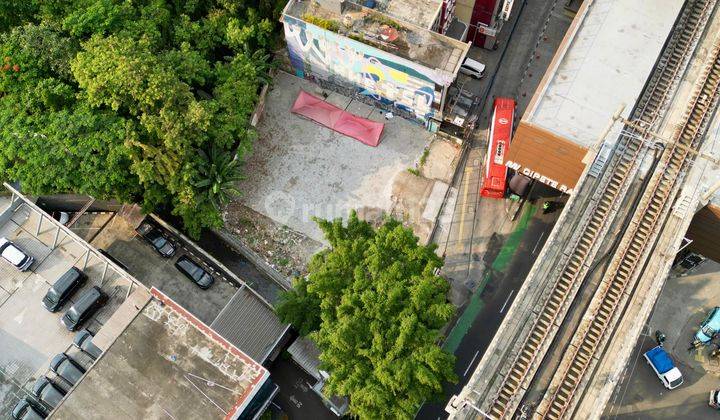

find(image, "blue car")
[695,307,720,344]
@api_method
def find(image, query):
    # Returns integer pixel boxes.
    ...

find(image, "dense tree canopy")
[0,0,280,237]
[277,212,457,419]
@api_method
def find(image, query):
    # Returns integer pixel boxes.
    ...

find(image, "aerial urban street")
[1,0,720,419]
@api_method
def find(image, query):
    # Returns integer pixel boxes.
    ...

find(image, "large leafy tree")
[277,212,457,419]
[0,0,280,238]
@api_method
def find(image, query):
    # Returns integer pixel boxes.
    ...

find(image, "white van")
[459,57,486,79]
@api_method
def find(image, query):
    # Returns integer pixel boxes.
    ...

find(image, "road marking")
[500,290,515,314]
[463,350,481,377]
[531,231,545,254]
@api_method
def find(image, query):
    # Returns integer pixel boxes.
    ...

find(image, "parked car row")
[11,330,102,419]
[135,221,215,289]
[41,266,108,331]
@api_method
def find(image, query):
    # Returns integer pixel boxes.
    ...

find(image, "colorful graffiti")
[283,15,443,124]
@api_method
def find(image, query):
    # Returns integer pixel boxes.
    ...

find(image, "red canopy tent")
[291,90,385,147]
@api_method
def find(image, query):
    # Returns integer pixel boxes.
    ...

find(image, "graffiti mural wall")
[283,15,443,125]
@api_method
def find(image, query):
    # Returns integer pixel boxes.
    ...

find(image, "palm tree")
[193,146,243,210]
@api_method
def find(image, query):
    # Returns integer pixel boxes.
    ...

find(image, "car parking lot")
[604,261,720,419]
[0,201,131,418]
[89,213,242,324]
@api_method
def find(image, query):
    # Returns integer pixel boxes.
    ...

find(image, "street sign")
[501,0,515,20]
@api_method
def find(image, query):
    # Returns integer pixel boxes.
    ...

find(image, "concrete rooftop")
[349,0,442,29]
[285,0,468,75]
[525,0,684,148]
[52,289,268,420]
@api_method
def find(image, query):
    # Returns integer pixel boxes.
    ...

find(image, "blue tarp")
[645,346,674,374]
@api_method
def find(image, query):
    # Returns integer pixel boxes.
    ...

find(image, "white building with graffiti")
[282,0,470,131]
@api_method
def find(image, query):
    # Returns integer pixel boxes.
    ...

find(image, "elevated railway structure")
[537,36,720,420]
[447,0,717,418]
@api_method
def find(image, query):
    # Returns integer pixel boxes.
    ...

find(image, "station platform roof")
[523,0,685,149]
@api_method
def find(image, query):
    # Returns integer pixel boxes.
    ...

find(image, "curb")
[213,228,292,291]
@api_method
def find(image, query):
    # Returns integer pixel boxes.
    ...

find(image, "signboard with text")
[501,0,515,20]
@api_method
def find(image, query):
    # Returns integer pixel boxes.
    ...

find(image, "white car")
[644,345,683,390]
[459,57,486,79]
[0,237,34,271]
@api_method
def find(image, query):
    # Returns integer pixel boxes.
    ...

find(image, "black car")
[49,353,85,386]
[60,286,107,331]
[135,222,176,257]
[11,398,46,420]
[32,376,66,409]
[73,329,103,360]
[175,255,214,289]
[42,267,86,312]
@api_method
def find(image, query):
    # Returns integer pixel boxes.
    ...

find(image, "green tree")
[0,0,280,239]
[277,212,457,419]
[194,146,244,210]
[0,24,139,201]
[276,277,322,336]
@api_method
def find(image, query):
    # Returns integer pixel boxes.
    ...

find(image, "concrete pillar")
[52,226,61,249]
[83,249,90,270]
[101,261,109,283]
[36,212,43,236]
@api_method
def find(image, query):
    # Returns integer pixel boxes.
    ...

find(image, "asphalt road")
[417,0,573,417]
[270,357,339,420]
[418,202,560,419]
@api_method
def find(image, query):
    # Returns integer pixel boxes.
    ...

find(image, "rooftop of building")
[51,288,269,420]
[523,0,685,148]
[210,285,290,363]
[348,0,442,29]
[283,0,469,78]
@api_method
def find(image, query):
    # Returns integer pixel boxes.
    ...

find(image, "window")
[494,141,505,165]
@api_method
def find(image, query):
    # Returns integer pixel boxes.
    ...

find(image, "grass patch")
[419,147,430,167]
[302,14,340,32]
[407,167,420,176]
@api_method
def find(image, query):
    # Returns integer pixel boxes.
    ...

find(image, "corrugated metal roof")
[287,336,322,380]
[211,286,289,362]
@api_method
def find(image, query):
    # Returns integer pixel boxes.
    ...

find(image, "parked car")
[11,398,46,420]
[459,57,486,79]
[135,222,176,257]
[32,376,66,410]
[61,286,107,331]
[694,306,720,345]
[644,345,683,390]
[49,353,85,386]
[710,389,720,409]
[97,248,129,272]
[175,255,214,289]
[73,329,103,360]
[50,211,70,226]
[0,237,34,271]
[42,267,87,312]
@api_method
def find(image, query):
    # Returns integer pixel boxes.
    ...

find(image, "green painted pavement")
[443,204,537,354]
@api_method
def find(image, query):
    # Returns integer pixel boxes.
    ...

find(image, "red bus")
[480,97,515,199]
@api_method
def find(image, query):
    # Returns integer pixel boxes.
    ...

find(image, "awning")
[291,90,384,147]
